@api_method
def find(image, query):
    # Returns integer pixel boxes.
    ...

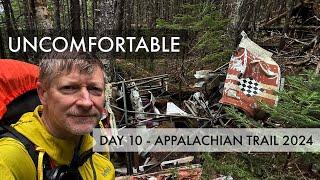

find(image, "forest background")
[1,0,320,179]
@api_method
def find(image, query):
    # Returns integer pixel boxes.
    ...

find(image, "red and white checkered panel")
[219,48,281,117]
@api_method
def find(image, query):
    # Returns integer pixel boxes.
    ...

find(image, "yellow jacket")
[0,105,115,180]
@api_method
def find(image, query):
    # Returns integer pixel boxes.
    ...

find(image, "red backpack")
[0,59,40,123]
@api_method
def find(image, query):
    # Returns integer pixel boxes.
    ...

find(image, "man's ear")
[37,82,48,105]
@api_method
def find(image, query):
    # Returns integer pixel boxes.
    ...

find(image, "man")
[0,52,115,179]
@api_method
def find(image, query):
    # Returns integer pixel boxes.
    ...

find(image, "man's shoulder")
[0,137,36,178]
[0,137,33,163]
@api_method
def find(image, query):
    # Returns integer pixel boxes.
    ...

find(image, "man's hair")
[39,51,105,88]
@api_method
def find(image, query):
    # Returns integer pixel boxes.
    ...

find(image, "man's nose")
[76,88,93,108]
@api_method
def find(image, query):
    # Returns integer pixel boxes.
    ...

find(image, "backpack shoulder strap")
[0,125,38,166]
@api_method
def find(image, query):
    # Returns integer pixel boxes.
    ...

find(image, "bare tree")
[24,0,36,30]
[81,0,88,32]
[0,27,5,58]
[53,0,61,30]
[229,0,245,45]
[2,0,15,36]
[279,0,294,50]
[147,0,156,28]
[124,0,133,30]
[96,0,117,33]
[70,0,81,39]
[92,0,97,30]
[34,0,53,29]
[115,0,124,31]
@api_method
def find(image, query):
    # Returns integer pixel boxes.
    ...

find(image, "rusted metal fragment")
[220,32,281,117]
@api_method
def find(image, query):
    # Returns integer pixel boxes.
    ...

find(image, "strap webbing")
[0,125,38,166]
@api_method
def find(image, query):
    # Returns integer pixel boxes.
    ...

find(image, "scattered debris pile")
[107,32,283,179]
[116,164,202,180]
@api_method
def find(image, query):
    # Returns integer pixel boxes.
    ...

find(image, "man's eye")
[60,86,78,93]
[88,86,103,95]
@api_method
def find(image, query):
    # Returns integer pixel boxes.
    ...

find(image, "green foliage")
[156,2,232,64]
[224,71,320,128]
[224,106,262,128]
[211,72,320,179]
[201,153,256,179]
[202,152,319,179]
[261,71,320,127]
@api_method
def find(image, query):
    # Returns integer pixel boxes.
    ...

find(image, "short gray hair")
[39,51,105,88]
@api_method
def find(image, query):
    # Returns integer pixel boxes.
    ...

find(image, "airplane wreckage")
[103,32,282,179]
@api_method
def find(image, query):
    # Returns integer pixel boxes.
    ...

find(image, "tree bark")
[279,0,294,50]
[34,0,53,29]
[92,0,97,31]
[81,0,88,31]
[0,27,5,58]
[229,0,246,46]
[115,0,124,32]
[135,0,140,28]
[24,0,36,30]
[53,0,61,30]
[2,0,15,36]
[124,0,133,30]
[81,0,88,38]
[8,0,18,30]
[70,0,81,39]
[96,0,117,33]
[147,0,156,28]
[2,0,16,58]
[252,0,261,31]
[96,0,118,61]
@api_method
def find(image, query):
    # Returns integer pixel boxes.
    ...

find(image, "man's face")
[39,67,105,138]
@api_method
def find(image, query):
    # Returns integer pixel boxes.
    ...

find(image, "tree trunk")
[82,0,88,30]
[229,0,246,46]
[124,0,133,30]
[135,0,140,28]
[53,0,61,30]
[252,0,261,31]
[96,0,117,33]
[92,0,97,31]
[279,0,294,50]
[0,27,5,58]
[81,0,88,37]
[96,0,118,62]
[2,0,15,36]
[147,0,156,28]
[70,0,81,39]
[24,0,36,30]
[115,0,124,32]
[238,0,254,34]
[8,0,18,30]
[64,0,71,29]
[61,0,65,28]
[34,0,53,29]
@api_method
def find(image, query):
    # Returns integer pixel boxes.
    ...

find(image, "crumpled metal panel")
[219,32,281,117]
